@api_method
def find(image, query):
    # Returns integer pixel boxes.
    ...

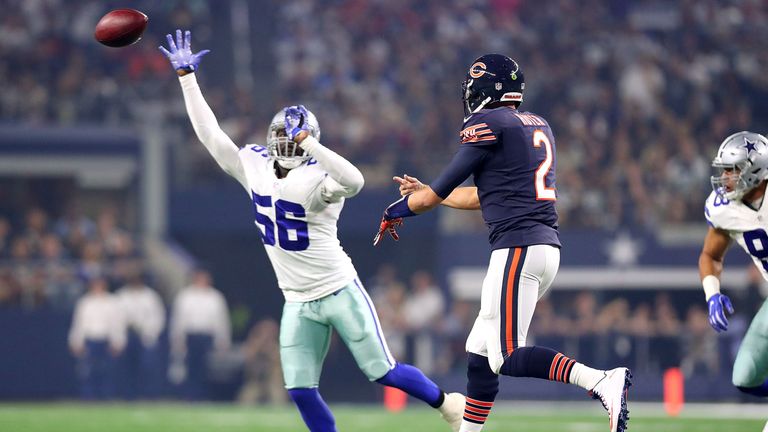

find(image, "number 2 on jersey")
[252,193,310,251]
[532,129,556,201]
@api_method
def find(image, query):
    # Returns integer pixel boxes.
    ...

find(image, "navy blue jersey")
[432,106,560,249]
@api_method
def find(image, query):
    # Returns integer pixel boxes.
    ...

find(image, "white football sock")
[460,420,486,432]
[568,362,605,390]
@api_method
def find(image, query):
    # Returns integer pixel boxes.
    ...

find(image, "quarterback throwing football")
[160,30,464,432]
[378,54,631,432]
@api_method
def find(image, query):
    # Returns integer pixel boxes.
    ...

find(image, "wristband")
[702,275,720,300]
[384,195,416,219]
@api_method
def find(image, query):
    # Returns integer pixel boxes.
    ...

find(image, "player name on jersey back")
[513,112,547,127]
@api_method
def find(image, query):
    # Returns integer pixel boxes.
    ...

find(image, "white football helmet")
[266,106,321,170]
[711,131,768,200]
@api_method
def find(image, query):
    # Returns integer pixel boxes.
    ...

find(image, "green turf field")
[0,403,764,432]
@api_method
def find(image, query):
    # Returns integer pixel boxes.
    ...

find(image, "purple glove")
[707,293,734,332]
[158,29,210,72]
[284,105,310,141]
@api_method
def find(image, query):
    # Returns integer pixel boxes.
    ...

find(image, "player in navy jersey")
[375,54,631,432]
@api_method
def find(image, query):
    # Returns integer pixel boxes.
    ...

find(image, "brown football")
[94,9,148,48]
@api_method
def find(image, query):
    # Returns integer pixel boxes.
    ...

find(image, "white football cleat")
[438,392,465,432]
[589,367,632,432]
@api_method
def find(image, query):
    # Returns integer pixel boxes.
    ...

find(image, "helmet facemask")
[267,126,310,170]
[711,163,752,200]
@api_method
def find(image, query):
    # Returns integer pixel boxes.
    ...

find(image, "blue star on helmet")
[743,137,758,154]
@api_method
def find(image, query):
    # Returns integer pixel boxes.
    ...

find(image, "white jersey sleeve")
[704,191,728,230]
[299,136,365,206]
[179,73,248,191]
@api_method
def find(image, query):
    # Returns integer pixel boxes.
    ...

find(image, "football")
[94,9,148,47]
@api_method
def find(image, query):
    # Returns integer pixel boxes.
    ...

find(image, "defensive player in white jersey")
[700,131,768,399]
[159,30,465,432]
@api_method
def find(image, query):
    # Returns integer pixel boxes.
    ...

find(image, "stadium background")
[1,0,767,425]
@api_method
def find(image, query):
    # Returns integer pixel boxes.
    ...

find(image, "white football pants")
[465,244,560,373]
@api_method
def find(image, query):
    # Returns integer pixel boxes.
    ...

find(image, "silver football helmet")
[711,131,768,200]
[266,106,321,170]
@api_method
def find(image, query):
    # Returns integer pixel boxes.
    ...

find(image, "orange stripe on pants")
[505,248,522,355]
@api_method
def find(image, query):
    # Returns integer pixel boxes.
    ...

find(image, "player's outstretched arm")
[698,227,734,332]
[391,143,489,215]
[394,175,479,210]
[159,29,248,190]
[372,184,444,246]
[374,145,489,245]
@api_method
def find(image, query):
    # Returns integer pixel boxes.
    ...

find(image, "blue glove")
[707,293,734,332]
[158,29,210,72]
[284,105,310,141]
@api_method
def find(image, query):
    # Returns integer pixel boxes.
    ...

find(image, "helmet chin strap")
[749,193,764,209]
[726,190,746,200]
[473,96,492,114]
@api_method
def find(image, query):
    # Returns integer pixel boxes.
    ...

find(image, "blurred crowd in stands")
[4,0,768,228]
[272,0,768,229]
[0,205,140,309]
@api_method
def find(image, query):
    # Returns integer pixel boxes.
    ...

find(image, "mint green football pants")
[279,279,396,389]
[732,299,768,387]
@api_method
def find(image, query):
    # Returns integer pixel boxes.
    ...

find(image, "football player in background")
[699,131,768,399]
[377,54,632,432]
[159,30,465,432]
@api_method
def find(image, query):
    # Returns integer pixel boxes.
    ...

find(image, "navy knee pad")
[467,353,499,401]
